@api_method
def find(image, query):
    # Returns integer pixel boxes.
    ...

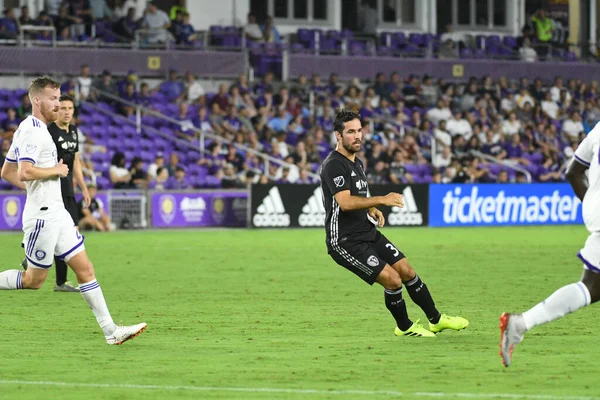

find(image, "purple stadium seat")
[503,36,518,49]
[460,48,473,59]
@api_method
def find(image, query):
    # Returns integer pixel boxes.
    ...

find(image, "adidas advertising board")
[250,184,428,228]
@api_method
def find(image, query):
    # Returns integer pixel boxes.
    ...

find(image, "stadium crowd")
[0,67,594,191]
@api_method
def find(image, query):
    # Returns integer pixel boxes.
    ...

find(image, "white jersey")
[573,123,600,232]
[6,116,64,223]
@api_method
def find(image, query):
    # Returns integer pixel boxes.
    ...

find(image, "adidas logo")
[298,187,325,227]
[253,186,290,227]
[388,186,423,226]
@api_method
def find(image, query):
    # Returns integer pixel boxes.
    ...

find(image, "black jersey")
[48,122,79,197]
[319,151,377,251]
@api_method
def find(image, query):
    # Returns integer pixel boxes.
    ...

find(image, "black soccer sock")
[404,275,441,324]
[384,287,413,331]
[55,256,68,286]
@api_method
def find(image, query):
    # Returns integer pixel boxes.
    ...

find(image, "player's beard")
[342,138,361,154]
[41,102,59,123]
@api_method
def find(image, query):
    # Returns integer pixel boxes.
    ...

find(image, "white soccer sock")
[522,282,591,331]
[0,270,23,290]
[79,279,117,336]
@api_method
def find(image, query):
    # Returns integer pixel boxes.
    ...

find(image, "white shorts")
[578,232,600,274]
[22,209,86,269]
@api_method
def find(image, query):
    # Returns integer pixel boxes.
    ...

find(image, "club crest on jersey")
[367,255,379,267]
[26,144,37,154]
[34,250,46,261]
[333,176,345,187]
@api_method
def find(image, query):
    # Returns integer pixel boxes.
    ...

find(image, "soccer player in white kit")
[500,123,600,367]
[0,77,146,345]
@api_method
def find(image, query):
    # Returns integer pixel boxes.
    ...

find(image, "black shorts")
[328,231,406,285]
[62,196,80,225]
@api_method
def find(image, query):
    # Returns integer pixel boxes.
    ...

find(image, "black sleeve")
[74,126,79,153]
[322,159,351,195]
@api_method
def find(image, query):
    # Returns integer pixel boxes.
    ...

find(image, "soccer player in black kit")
[21,94,91,292]
[320,110,469,337]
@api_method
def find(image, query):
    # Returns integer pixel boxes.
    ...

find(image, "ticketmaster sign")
[429,184,583,227]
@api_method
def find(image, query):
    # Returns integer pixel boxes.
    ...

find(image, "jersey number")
[385,243,400,257]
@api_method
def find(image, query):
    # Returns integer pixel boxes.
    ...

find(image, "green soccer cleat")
[429,314,469,333]
[394,320,437,337]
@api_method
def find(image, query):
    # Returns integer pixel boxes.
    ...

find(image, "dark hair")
[59,94,74,104]
[333,109,361,134]
[156,167,164,176]
[28,76,60,97]
[111,151,126,167]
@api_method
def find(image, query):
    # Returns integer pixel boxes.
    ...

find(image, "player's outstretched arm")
[0,162,26,190]
[334,190,404,212]
[566,159,588,202]
[18,159,69,181]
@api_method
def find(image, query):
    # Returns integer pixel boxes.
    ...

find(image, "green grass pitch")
[0,226,597,400]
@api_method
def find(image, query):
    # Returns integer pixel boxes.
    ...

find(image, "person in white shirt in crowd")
[500,91,517,116]
[244,14,263,42]
[541,91,559,120]
[432,146,453,169]
[426,99,452,127]
[142,1,171,44]
[502,112,522,136]
[445,110,472,139]
[77,64,93,102]
[562,111,585,143]
[434,120,452,149]
[147,153,166,180]
[185,71,205,104]
[519,38,538,62]
[515,87,535,109]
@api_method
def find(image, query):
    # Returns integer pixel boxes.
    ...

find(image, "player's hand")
[82,191,91,209]
[368,208,385,228]
[382,192,404,208]
[56,159,69,178]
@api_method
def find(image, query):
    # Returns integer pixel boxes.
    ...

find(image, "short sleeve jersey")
[6,116,63,222]
[573,124,600,232]
[319,151,376,251]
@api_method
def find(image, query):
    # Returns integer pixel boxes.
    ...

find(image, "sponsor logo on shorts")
[35,249,46,261]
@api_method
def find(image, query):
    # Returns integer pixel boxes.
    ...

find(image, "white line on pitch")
[0,380,596,400]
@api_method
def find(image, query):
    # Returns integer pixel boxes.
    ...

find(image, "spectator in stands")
[465,156,491,182]
[562,111,584,143]
[185,71,204,104]
[113,0,137,19]
[149,166,169,190]
[0,8,18,40]
[44,0,61,16]
[421,75,438,107]
[66,0,92,38]
[166,152,180,176]
[446,110,472,138]
[137,82,151,107]
[113,6,138,41]
[77,64,93,101]
[519,38,538,62]
[173,102,195,140]
[211,83,231,112]
[165,166,191,190]
[433,145,453,169]
[222,163,245,188]
[160,68,185,103]
[129,156,148,189]
[504,134,530,167]
[16,94,31,119]
[142,1,171,44]
[109,151,133,189]
[2,108,20,138]
[147,153,165,179]
[245,13,263,43]
[175,12,196,46]
[91,0,112,21]
[19,5,33,25]
[584,100,600,127]
[541,91,559,120]
[94,69,118,102]
[358,0,378,41]
[34,10,53,41]
[169,0,186,20]
[531,9,554,44]
[78,183,112,231]
[120,82,138,117]
[538,152,565,182]
[261,15,281,43]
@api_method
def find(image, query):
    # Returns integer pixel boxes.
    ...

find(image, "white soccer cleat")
[106,323,147,345]
[499,313,525,367]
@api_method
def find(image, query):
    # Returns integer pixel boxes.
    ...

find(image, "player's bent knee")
[392,258,416,281]
[376,265,403,290]
[581,270,600,303]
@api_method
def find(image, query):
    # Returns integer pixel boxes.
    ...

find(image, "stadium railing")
[470,150,532,182]
[85,88,320,182]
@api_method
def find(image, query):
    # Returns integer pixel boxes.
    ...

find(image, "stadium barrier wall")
[249,183,429,228]
[0,183,583,230]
